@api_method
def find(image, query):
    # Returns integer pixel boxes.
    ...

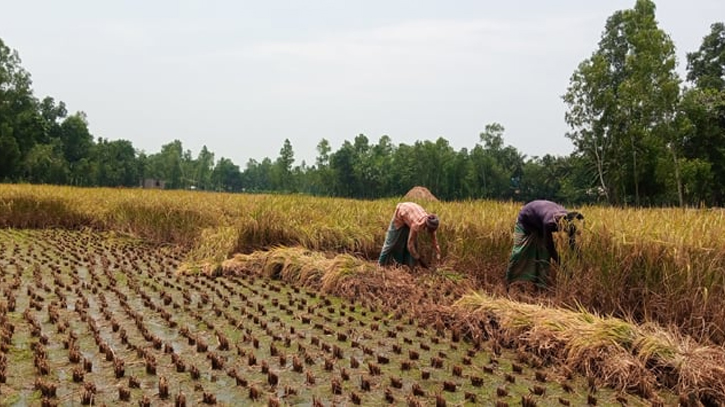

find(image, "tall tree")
[563,0,680,205]
[273,139,295,192]
[242,158,273,192]
[687,22,725,91]
[212,157,243,192]
[388,143,416,195]
[194,146,215,190]
[0,38,41,179]
[519,154,593,204]
[59,112,94,185]
[442,147,471,200]
[91,138,139,187]
[145,140,184,189]
[467,123,525,200]
[678,22,725,204]
[180,148,195,188]
[392,138,458,199]
[308,138,334,195]
[329,141,356,197]
[369,135,395,197]
[37,96,67,147]
[22,141,68,184]
[350,134,376,198]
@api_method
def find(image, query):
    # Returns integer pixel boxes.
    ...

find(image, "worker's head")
[563,211,584,250]
[563,211,583,233]
[565,211,584,223]
[425,214,440,232]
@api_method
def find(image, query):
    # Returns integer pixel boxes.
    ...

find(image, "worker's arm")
[431,232,441,260]
[545,230,559,264]
[407,227,420,259]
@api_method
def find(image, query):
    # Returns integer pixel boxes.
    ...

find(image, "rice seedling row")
[0,229,660,406]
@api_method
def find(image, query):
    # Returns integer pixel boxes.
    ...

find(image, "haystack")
[403,186,438,201]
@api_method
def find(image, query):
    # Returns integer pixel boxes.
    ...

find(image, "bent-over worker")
[378,202,441,269]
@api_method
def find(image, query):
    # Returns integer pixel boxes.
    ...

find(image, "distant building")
[141,178,166,189]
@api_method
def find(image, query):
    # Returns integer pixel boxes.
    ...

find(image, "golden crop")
[2,184,724,343]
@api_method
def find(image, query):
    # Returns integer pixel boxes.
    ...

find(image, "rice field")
[0,228,660,406]
[2,183,725,405]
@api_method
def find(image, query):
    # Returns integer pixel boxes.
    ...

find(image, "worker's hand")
[436,253,441,261]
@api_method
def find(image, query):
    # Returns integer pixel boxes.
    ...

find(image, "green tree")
[194,146,215,190]
[519,155,561,202]
[388,143,416,195]
[678,89,725,205]
[674,22,725,205]
[145,140,184,189]
[91,138,139,187]
[0,133,20,180]
[0,38,42,179]
[307,138,334,195]
[242,158,273,192]
[369,135,395,197]
[212,157,243,192]
[329,140,356,197]
[519,154,593,204]
[423,138,461,200]
[327,135,397,198]
[467,123,525,200]
[59,112,94,185]
[563,0,680,205]
[38,96,66,144]
[316,138,331,168]
[350,134,373,198]
[272,139,295,192]
[441,147,471,200]
[687,22,725,91]
[387,138,459,199]
[22,140,68,184]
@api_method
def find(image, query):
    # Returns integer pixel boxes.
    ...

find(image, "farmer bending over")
[505,199,583,290]
[378,202,441,269]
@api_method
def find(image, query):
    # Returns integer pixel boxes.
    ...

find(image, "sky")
[1,1,723,168]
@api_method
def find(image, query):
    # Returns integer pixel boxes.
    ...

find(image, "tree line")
[1,0,723,205]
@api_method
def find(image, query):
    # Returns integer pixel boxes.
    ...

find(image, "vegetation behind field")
[2,184,724,346]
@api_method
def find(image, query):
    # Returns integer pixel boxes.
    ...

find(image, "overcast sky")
[1,1,722,167]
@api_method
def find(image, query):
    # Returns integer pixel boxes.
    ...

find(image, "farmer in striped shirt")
[378,202,441,269]
[505,199,583,290]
